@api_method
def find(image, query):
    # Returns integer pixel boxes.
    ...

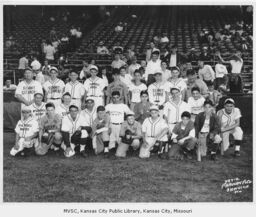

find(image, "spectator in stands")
[160,32,169,44]
[50,27,58,43]
[115,22,124,32]
[79,60,90,80]
[3,79,17,91]
[146,41,160,62]
[185,69,209,100]
[99,66,109,88]
[97,41,110,55]
[153,32,161,45]
[69,25,77,51]
[199,46,212,61]
[144,51,161,86]
[112,41,124,54]
[214,58,228,88]
[5,36,15,51]
[164,45,183,67]
[198,60,215,86]
[128,56,141,76]
[217,52,243,74]
[186,48,198,63]
[75,27,82,49]
[127,44,136,60]
[111,53,126,69]
[31,55,41,71]
[40,39,47,61]
[18,53,29,75]
[227,73,244,94]
[60,34,69,54]
[160,60,171,82]
[43,40,56,64]
[42,60,51,78]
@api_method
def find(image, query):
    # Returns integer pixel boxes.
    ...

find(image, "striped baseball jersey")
[84,77,105,97]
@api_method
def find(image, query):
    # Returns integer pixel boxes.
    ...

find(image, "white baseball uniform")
[217,108,243,151]
[65,81,85,110]
[148,82,168,106]
[43,78,65,107]
[169,78,187,91]
[84,77,106,107]
[139,117,168,158]
[55,103,70,119]
[28,102,46,123]
[10,117,39,156]
[163,100,191,132]
[187,96,205,121]
[15,80,43,110]
[81,107,97,127]
[105,103,131,149]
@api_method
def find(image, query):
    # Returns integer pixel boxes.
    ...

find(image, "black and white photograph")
[1,1,254,211]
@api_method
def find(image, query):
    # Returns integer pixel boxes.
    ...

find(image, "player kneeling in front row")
[217,98,243,157]
[194,99,222,161]
[35,102,63,155]
[116,111,142,158]
[169,111,197,160]
[91,106,111,156]
[10,107,39,157]
[139,105,169,159]
[61,105,92,157]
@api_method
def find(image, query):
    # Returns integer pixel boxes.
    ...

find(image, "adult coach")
[217,98,243,157]
[43,67,65,107]
[15,68,43,110]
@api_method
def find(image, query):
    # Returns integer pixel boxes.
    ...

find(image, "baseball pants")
[168,123,176,134]
[10,137,38,156]
[139,137,167,158]
[115,139,140,157]
[92,129,110,154]
[198,132,222,156]
[221,127,243,151]
[109,124,122,149]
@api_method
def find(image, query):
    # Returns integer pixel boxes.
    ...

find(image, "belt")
[112,123,122,125]
[200,132,209,134]
[72,98,80,100]
[88,95,103,98]
[169,122,177,125]
[148,136,155,138]
[50,98,61,100]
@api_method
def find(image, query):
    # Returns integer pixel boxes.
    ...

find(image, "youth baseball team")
[10,63,243,161]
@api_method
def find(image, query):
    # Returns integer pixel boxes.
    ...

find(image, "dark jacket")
[194,112,221,138]
[162,52,185,66]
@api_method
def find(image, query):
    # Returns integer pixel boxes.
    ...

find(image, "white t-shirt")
[128,63,141,76]
[76,31,82,38]
[81,108,97,127]
[169,78,187,91]
[217,108,242,127]
[15,117,39,138]
[44,45,55,60]
[61,113,89,134]
[144,59,161,80]
[188,96,205,115]
[142,117,168,141]
[201,118,210,133]
[169,54,177,67]
[230,59,243,74]
[161,69,172,82]
[105,103,131,124]
[120,74,133,89]
[15,80,43,102]
[65,81,85,99]
[129,83,147,103]
[160,36,169,43]
[43,79,65,99]
[84,77,106,97]
[215,63,228,78]
[31,60,41,71]
[163,100,191,124]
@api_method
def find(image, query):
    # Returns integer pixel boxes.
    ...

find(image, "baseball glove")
[35,142,51,155]
[121,129,134,145]
[71,130,81,144]
[168,143,184,160]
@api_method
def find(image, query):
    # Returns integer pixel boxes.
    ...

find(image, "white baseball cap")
[224,98,235,105]
[90,65,98,71]
[150,105,159,111]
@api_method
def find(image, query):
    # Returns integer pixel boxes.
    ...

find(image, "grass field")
[3,132,253,202]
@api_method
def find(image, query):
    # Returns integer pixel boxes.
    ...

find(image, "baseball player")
[65,71,85,110]
[217,98,243,157]
[129,70,147,110]
[15,67,43,110]
[148,71,169,113]
[169,66,187,101]
[84,65,106,107]
[61,105,91,158]
[169,111,197,160]
[43,67,65,107]
[187,86,205,121]
[81,97,97,127]
[163,87,191,134]
[139,105,169,159]
[55,92,72,119]
[134,90,151,124]
[105,91,131,150]
[106,68,129,104]
[28,92,46,124]
[10,106,39,157]
[195,100,222,161]
[91,106,111,156]
[37,102,62,155]
[116,111,142,158]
